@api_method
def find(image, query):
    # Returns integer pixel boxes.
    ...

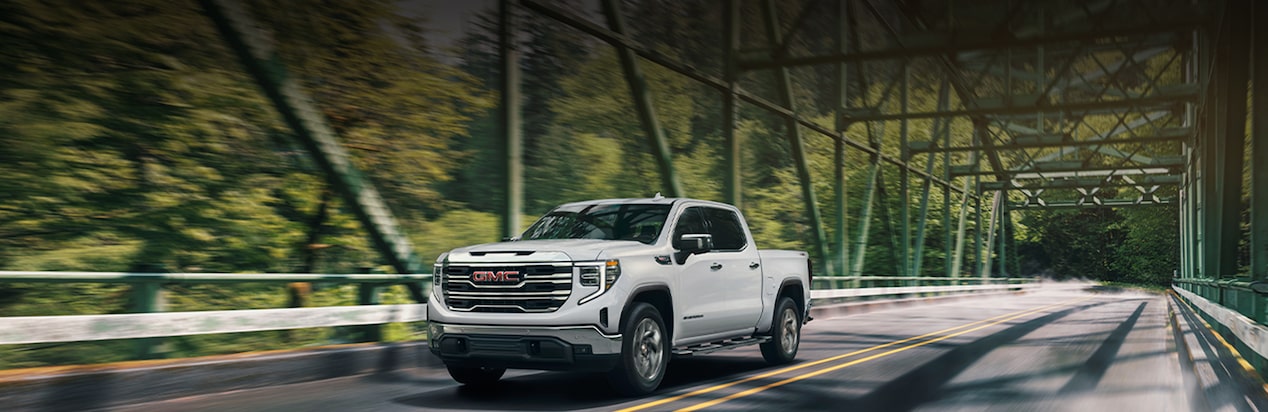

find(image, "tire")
[760,296,801,365]
[446,364,506,386]
[608,302,669,396]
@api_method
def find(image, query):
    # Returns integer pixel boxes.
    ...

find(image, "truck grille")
[443,264,573,313]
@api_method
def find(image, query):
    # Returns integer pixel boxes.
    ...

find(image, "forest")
[0,0,1183,367]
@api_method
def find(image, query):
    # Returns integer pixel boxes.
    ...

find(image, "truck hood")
[446,239,648,263]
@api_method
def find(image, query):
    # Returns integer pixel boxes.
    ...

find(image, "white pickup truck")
[427,197,812,395]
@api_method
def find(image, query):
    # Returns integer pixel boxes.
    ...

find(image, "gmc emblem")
[471,270,521,284]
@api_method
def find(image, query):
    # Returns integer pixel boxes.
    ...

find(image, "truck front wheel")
[447,365,506,386]
[760,296,800,364]
[608,302,668,396]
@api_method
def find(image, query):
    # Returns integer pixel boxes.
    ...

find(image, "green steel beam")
[723,0,741,208]
[998,199,1009,277]
[1201,10,1227,280]
[913,81,950,277]
[1217,1,1250,279]
[911,133,1188,153]
[952,163,1184,178]
[601,0,683,197]
[900,63,911,278]
[981,190,1001,278]
[517,0,974,199]
[1254,0,1268,281]
[500,0,523,238]
[866,0,1015,190]
[841,92,1194,123]
[762,0,828,270]
[942,103,954,279]
[1009,198,1176,209]
[847,0,879,282]
[129,281,164,359]
[200,0,426,302]
[980,176,1182,191]
[737,19,1204,70]
[875,167,905,279]
[950,173,975,278]
[833,0,849,280]
[850,160,879,281]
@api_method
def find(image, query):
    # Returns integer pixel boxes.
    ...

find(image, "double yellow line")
[618,296,1092,412]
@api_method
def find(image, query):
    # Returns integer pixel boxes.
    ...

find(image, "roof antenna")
[653,192,663,200]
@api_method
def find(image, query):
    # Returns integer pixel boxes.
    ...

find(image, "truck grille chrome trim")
[443,264,573,313]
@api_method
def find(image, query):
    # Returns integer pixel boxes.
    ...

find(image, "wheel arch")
[622,284,674,339]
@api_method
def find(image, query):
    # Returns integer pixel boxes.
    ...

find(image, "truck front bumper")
[428,322,622,372]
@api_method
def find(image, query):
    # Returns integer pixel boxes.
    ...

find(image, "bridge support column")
[129,281,166,359]
[1252,0,1268,282]
[833,0,850,286]
[1217,2,1250,282]
[722,0,741,209]
[355,284,383,342]
[499,0,523,239]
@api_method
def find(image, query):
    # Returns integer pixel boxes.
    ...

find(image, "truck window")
[704,208,747,251]
[521,204,670,244]
[671,207,708,249]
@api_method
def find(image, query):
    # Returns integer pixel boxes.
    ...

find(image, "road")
[104,283,1263,411]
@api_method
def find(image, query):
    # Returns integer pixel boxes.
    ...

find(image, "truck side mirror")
[676,233,713,254]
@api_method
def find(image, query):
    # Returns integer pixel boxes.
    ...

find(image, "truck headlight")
[578,259,620,305]
[432,264,444,297]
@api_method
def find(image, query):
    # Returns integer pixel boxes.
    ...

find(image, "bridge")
[2,0,1267,410]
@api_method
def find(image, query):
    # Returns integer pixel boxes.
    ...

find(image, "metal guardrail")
[0,271,433,283]
[811,283,1040,299]
[1172,278,1267,322]
[0,271,1038,347]
[1171,281,1268,372]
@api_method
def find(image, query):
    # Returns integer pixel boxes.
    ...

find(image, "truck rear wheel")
[447,365,506,386]
[608,302,668,396]
[760,296,800,364]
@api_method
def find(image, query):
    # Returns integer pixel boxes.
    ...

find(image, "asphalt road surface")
[105,283,1266,411]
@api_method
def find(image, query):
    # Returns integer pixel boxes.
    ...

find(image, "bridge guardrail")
[0,271,1038,347]
[1172,279,1268,378]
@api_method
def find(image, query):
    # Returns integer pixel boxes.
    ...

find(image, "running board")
[671,336,771,356]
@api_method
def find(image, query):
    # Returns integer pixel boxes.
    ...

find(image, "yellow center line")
[675,296,1094,412]
[616,297,1085,412]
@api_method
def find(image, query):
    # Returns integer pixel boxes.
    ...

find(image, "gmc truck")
[426,197,812,395]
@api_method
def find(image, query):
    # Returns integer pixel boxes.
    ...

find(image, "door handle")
[749,262,760,269]
[710,263,723,271]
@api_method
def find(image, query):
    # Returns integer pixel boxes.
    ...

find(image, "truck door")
[701,207,763,331]
[672,206,735,338]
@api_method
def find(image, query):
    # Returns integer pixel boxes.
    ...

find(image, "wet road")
[106,283,1264,411]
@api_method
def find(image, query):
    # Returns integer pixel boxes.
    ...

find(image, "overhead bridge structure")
[196,0,1262,291]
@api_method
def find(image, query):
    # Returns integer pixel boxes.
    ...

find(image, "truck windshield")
[521,204,670,245]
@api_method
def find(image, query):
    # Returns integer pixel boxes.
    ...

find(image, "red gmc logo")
[471,270,521,284]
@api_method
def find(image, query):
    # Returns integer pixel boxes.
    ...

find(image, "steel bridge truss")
[507,0,1223,281]
[201,0,1262,292]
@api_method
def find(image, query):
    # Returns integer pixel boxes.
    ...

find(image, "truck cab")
[427,197,811,395]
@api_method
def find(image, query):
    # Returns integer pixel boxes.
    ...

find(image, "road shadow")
[1084,285,1126,294]
[770,299,1113,411]
[392,355,777,411]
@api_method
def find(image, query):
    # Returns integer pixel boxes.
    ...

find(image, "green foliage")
[1019,206,1179,285]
